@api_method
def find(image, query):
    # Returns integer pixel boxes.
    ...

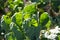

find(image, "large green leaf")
[40,12,49,26]
[23,3,36,14]
[12,12,23,26]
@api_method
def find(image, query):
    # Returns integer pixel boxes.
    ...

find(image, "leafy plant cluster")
[0,0,60,40]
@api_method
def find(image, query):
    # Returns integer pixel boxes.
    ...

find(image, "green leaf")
[9,4,15,9]
[23,3,36,14]
[45,20,51,29]
[7,32,17,40]
[14,0,23,4]
[8,0,13,4]
[24,13,30,21]
[9,22,25,40]
[12,24,25,40]
[31,19,38,27]
[40,12,49,26]
[15,12,22,26]
[58,35,60,40]
[12,12,23,26]
[3,15,11,25]
[1,15,12,33]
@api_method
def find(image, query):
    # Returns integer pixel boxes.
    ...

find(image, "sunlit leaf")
[23,3,36,14]
[24,13,30,21]
[4,15,11,24]
[12,12,23,26]
[31,18,38,27]
[40,12,49,26]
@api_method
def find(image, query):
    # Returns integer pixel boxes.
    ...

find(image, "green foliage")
[23,3,36,14]
[31,18,38,27]
[1,11,50,40]
[1,0,60,40]
[40,12,49,26]
[58,35,60,40]
[45,20,51,29]
[8,0,23,12]
[15,12,23,26]
[3,15,11,24]
[24,13,31,21]
[1,15,12,33]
